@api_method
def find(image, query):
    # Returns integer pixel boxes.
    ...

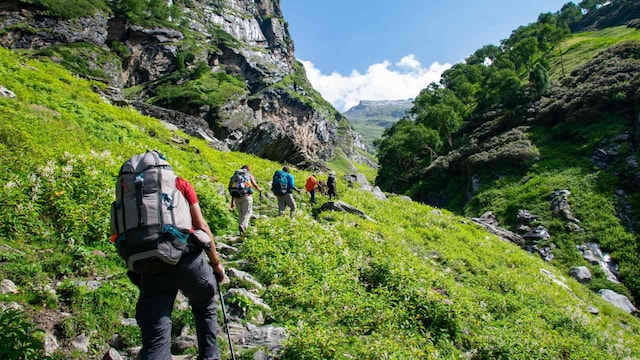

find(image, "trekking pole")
[215,277,237,360]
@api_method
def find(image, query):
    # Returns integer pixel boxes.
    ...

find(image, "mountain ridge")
[0,0,365,170]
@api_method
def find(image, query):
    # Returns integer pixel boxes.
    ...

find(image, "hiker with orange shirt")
[305,174,319,205]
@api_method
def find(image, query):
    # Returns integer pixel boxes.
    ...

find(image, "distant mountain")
[343,99,413,151]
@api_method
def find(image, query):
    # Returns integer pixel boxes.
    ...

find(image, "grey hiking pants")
[234,195,253,231]
[276,193,296,217]
[136,251,220,360]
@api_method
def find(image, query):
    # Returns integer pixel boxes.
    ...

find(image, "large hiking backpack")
[271,170,288,194]
[228,169,252,198]
[110,151,193,273]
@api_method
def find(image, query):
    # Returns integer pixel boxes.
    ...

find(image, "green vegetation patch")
[148,65,248,112]
[20,0,109,19]
[242,189,640,359]
[549,26,640,80]
[28,42,121,82]
[465,115,640,300]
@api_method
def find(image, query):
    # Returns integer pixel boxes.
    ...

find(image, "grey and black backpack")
[228,169,252,198]
[110,151,192,273]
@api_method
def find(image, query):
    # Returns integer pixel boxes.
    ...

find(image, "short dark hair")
[283,166,290,173]
[241,164,250,170]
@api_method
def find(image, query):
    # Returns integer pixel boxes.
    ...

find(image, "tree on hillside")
[558,2,583,26]
[529,62,550,95]
[441,63,484,108]
[478,68,524,110]
[375,120,442,192]
[510,37,539,72]
[579,0,607,12]
[466,44,503,66]
[411,84,467,147]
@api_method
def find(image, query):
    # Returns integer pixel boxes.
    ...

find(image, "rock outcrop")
[0,0,359,168]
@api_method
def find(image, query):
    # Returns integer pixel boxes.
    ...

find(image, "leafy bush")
[0,309,49,360]
[150,68,247,113]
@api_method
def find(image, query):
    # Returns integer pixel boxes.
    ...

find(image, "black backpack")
[110,151,192,273]
[272,170,288,194]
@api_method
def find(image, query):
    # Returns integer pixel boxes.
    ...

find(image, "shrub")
[0,309,49,360]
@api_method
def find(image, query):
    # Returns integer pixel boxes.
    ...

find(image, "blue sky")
[281,0,570,111]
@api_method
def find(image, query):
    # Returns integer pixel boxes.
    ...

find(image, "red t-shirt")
[175,177,198,205]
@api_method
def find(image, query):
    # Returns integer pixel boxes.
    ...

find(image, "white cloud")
[300,55,451,112]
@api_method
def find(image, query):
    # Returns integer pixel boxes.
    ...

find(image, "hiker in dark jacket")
[272,166,301,217]
[327,172,337,200]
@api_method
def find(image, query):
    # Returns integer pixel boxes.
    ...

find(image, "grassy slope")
[0,47,639,359]
[460,27,640,303]
[549,25,640,80]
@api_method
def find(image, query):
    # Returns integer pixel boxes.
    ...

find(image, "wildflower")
[62,164,73,178]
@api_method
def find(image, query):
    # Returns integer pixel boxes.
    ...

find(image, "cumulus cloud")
[300,55,451,112]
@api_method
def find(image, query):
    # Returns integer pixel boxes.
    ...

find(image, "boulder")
[598,289,637,313]
[225,288,271,312]
[216,242,241,256]
[172,326,197,354]
[175,291,189,311]
[314,201,375,222]
[540,269,571,292]
[43,332,59,355]
[522,226,551,241]
[227,322,287,354]
[550,189,580,223]
[72,333,90,353]
[471,216,525,247]
[516,209,537,224]
[371,186,387,200]
[569,266,592,283]
[577,243,620,283]
[121,318,137,326]
[0,301,23,311]
[478,211,499,227]
[1,279,18,294]
[228,268,264,290]
[103,348,123,360]
[0,85,16,98]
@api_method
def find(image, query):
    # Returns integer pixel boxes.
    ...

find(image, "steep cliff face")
[0,0,354,168]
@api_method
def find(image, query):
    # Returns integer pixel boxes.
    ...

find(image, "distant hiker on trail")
[305,173,319,205]
[327,172,337,200]
[110,151,225,360]
[272,166,301,217]
[229,165,263,236]
[317,180,327,195]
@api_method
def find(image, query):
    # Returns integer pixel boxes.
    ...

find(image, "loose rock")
[599,289,637,313]
[0,85,16,98]
[569,266,592,283]
[72,333,90,353]
[103,348,123,360]
[43,332,59,355]
[1,279,18,294]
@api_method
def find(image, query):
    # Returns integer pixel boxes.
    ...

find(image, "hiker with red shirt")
[111,151,225,360]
